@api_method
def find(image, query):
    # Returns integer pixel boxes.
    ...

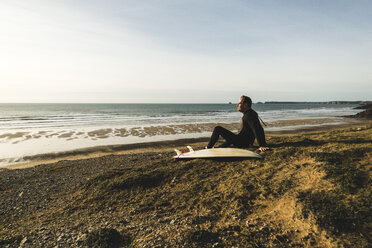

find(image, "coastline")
[3,117,369,170]
[0,102,363,168]
[1,119,371,247]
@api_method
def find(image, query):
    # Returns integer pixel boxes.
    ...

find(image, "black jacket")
[238,108,267,147]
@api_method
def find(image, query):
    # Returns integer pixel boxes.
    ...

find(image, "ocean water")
[0,103,361,129]
[0,103,362,166]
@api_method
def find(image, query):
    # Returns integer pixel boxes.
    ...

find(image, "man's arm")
[245,113,268,149]
[247,118,266,146]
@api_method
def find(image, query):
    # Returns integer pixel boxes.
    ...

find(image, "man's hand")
[257,147,269,152]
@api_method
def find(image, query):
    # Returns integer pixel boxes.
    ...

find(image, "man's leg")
[207,126,240,148]
[219,141,231,148]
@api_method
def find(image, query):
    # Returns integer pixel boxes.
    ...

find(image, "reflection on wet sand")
[0,132,29,139]
[0,117,368,168]
[0,117,357,145]
[58,131,75,138]
[88,129,113,139]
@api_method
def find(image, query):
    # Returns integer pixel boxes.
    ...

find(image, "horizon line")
[0,101,370,105]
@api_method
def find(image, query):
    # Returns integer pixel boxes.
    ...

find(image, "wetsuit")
[207,108,267,148]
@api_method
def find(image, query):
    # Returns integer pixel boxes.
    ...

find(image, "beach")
[0,103,362,167]
[2,117,364,170]
[1,119,371,247]
[3,0,372,246]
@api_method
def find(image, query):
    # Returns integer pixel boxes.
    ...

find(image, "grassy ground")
[1,124,371,247]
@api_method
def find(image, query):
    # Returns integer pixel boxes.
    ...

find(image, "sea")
[0,103,362,167]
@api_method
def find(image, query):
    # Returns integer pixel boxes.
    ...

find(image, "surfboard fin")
[174,149,182,156]
[187,146,194,152]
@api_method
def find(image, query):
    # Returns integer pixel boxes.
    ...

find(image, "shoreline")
[1,120,371,247]
[3,118,370,170]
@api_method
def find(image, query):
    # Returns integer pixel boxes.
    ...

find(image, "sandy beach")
[1,118,371,247]
[2,0,371,246]
[0,101,363,168]
[2,117,363,170]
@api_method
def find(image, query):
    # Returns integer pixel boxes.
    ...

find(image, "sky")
[0,0,371,103]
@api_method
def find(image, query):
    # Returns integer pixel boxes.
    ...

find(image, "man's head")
[237,95,252,113]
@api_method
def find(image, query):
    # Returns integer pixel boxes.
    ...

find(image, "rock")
[76,233,87,246]
[19,237,28,246]
[57,234,65,242]
[212,242,221,248]
[354,103,372,109]
[84,228,131,248]
[171,177,177,183]
[354,109,372,118]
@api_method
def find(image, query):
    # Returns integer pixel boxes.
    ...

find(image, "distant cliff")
[354,103,372,109]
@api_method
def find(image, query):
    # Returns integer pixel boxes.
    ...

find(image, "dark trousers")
[207,126,250,148]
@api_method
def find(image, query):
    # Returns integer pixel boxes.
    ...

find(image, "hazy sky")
[1,0,371,103]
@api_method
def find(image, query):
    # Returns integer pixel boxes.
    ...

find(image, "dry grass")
[1,124,371,247]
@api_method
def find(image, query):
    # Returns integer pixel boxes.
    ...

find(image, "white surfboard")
[174,146,262,159]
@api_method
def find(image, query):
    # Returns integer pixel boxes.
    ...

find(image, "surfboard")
[174,146,262,159]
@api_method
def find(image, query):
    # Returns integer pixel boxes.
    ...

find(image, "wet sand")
[1,120,371,247]
[3,118,369,170]
[0,117,356,143]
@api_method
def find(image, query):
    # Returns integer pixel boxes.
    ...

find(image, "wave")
[0,104,361,131]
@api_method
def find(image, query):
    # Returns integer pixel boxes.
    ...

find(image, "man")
[207,95,269,152]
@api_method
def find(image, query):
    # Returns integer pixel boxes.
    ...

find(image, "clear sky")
[1,0,371,103]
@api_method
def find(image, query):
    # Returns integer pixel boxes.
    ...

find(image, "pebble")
[171,177,177,183]
[19,237,28,246]
[57,234,65,242]
[76,233,87,244]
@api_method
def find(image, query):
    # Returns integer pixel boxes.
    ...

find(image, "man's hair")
[241,95,252,108]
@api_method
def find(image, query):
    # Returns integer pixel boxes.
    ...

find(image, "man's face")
[237,97,248,113]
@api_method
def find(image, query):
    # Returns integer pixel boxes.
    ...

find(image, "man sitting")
[207,95,269,152]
